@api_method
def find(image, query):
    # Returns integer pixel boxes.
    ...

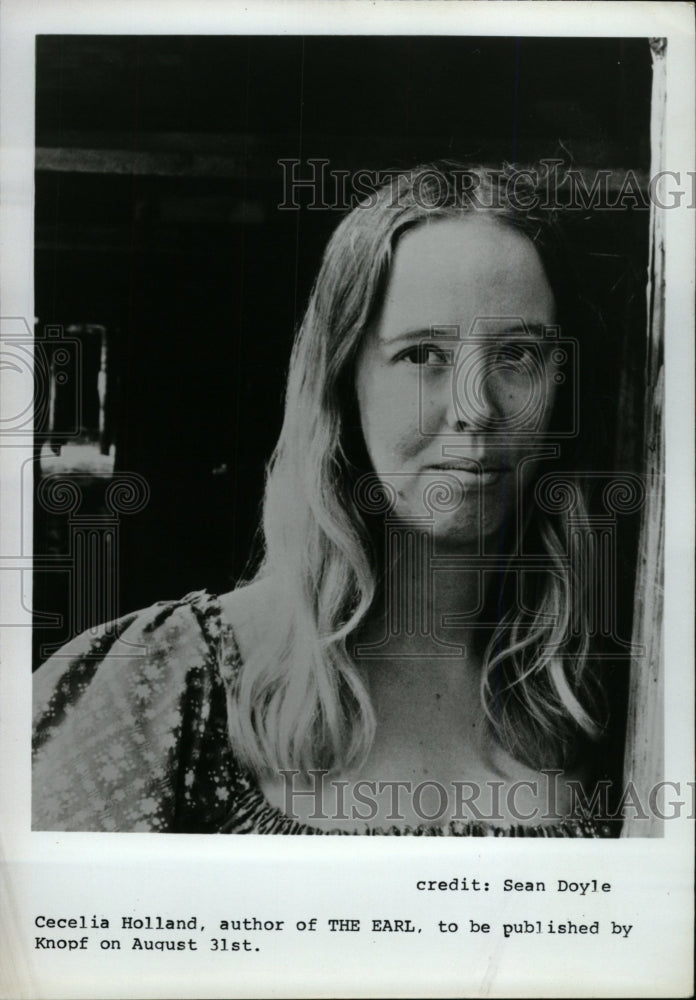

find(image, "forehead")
[376,216,555,337]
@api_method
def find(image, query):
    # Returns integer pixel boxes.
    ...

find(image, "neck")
[356,524,503,659]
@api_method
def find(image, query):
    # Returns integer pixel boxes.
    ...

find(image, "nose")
[445,343,498,431]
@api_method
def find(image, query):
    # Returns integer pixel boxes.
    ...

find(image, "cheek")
[357,369,425,465]
[493,370,558,434]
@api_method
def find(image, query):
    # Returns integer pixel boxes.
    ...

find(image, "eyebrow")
[381,321,549,345]
[381,326,454,346]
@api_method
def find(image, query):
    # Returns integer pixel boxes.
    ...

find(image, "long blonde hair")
[227,162,605,776]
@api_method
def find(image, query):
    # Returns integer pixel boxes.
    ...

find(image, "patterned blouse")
[32,590,618,836]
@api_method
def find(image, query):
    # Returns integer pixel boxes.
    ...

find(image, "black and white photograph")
[28,32,661,837]
[1,2,693,997]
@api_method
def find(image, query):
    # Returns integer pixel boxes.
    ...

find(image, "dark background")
[33,36,653,674]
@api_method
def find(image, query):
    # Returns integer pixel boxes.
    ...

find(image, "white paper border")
[1,3,693,998]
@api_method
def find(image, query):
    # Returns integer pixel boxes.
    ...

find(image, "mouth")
[426,461,509,475]
[424,461,510,487]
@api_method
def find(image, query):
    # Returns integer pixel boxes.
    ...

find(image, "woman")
[32,163,617,835]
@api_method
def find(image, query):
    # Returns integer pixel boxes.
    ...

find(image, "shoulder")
[33,591,226,752]
[35,591,215,690]
[218,578,290,664]
[32,591,239,832]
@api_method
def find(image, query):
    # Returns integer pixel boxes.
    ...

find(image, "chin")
[387,481,514,544]
[429,507,514,547]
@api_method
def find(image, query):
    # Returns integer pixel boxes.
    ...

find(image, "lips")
[423,460,510,489]
[425,460,509,474]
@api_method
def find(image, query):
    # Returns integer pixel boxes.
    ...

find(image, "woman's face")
[354,215,559,549]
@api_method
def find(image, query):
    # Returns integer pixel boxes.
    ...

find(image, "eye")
[398,344,452,367]
[491,341,541,373]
